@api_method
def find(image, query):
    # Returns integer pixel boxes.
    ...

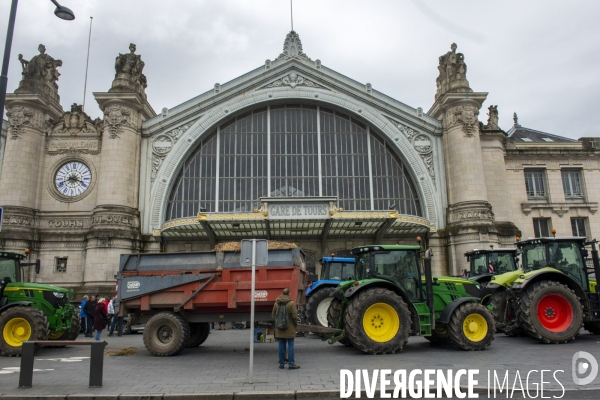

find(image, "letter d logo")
[572,351,598,385]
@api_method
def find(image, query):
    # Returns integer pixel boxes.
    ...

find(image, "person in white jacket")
[107,297,114,328]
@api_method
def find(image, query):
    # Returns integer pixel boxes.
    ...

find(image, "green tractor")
[463,246,518,305]
[488,235,600,343]
[326,243,495,354]
[0,251,79,356]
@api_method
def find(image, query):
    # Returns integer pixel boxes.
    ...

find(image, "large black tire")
[0,306,49,356]
[424,326,449,344]
[344,288,411,355]
[519,281,583,344]
[187,322,210,347]
[447,302,495,351]
[48,313,81,343]
[305,287,335,328]
[584,321,600,334]
[489,290,525,337]
[143,312,190,356]
[326,295,352,346]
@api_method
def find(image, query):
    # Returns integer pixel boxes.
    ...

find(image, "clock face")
[55,161,92,197]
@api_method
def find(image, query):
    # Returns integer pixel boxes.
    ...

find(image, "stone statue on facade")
[109,43,147,99]
[435,43,471,100]
[483,105,500,130]
[14,44,62,102]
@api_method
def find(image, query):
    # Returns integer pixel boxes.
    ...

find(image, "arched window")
[166,105,421,221]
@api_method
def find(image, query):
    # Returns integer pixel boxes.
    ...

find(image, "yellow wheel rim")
[362,302,400,343]
[462,313,488,342]
[3,318,32,347]
[48,331,64,339]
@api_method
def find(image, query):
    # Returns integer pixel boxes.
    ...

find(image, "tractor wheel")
[424,326,449,344]
[48,313,81,343]
[143,312,190,356]
[186,322,210,347]
[584,321,600,334]
[0,306,49,356]
[344,288,411,355]
[305,288,334,328]
[448,302,495,351]
[519,281,583,344]
[326,295,352,346]
[489,290,525,337]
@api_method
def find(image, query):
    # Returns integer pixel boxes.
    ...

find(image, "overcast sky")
[1,0,599,139]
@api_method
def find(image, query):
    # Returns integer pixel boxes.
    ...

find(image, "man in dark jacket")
[271,288,300,369]
[84,295,97,337]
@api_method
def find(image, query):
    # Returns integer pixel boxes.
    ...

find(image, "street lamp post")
[0,0,75,123]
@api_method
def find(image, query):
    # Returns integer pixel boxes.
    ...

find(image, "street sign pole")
[249,239,256,383]
[0,207,3,232]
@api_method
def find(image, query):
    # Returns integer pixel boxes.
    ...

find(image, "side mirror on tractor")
[20,259,41,274]
[308,274,318,283]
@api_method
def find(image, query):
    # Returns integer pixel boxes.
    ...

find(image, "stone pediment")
[257,71,331,91]
[45,103,103,155]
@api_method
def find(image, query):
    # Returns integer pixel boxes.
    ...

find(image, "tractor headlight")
[53,292,65,298]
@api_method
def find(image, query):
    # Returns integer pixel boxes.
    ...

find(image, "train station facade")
[1,32,599,295]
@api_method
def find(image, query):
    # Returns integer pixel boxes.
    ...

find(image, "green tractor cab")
[488,236,600,342]
[326,243,495,354]
[464,247,519,304]
[0,251,79,356]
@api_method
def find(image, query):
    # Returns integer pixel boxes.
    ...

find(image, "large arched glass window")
[165,104,422,221]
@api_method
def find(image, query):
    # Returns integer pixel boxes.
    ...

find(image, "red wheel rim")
[537,294,573,332]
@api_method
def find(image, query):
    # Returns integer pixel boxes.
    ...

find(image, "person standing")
[272,288,300,369]
[108,296,124,337]
[107,296,114,328]
[80,295,88,334]
[93,297,108,341]
[84,295,97,337]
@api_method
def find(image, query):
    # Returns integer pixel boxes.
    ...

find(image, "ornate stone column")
[0,45,64,255]
[428,44,495,274]
[83,44,155,291]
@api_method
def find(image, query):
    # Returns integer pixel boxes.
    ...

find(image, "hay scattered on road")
[105,347,136,356]
[213,241,297,252]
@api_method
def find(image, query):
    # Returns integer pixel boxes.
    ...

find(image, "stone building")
[0,33,598,295]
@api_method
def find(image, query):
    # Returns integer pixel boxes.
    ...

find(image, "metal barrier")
[19,340,107,388]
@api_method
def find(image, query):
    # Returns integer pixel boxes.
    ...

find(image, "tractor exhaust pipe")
[590,239,600,294]
[424,250,435,330]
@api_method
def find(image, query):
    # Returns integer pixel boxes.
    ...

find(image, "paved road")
[0,328,599,399]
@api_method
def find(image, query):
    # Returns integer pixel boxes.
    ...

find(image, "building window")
[533,218,550,237]
[55,257,67,273]
[524,170,547,200]
[571,218,587,237]
[562,170,584,200]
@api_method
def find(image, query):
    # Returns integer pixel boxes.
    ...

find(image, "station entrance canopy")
[157,197,435,250]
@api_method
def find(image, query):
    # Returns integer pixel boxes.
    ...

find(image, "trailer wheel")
[187,322,210,347]
[326,295,352,346]
[447,302,495,351]
[424,326,449,344]
[489,289,525,337]
[584,321,600,334]
[143,312,190,356]
[519,281,583,343]
[0,306,49,356]
[344,288,411,355]
[305,287,334,328]
[48,313,81,342]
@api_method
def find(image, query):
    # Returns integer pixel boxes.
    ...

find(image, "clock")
[54,161,92,197]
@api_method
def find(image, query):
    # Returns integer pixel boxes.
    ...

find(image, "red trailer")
[116,247,307,356]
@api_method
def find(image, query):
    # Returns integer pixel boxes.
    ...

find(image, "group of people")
[80,295,124,341]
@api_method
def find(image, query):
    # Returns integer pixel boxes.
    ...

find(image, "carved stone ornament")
[276,31,311,62]
[385,117,436,182]
[15,44,62,102]
[45,104,103,155]
[447,105,479,137]
[264,73,322,89]
[435,43,471,100]
[6,106,34,140]
[483,105,500,130]
[110,43,147,99]
[104,105,132,139]
[151,120,198,181]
